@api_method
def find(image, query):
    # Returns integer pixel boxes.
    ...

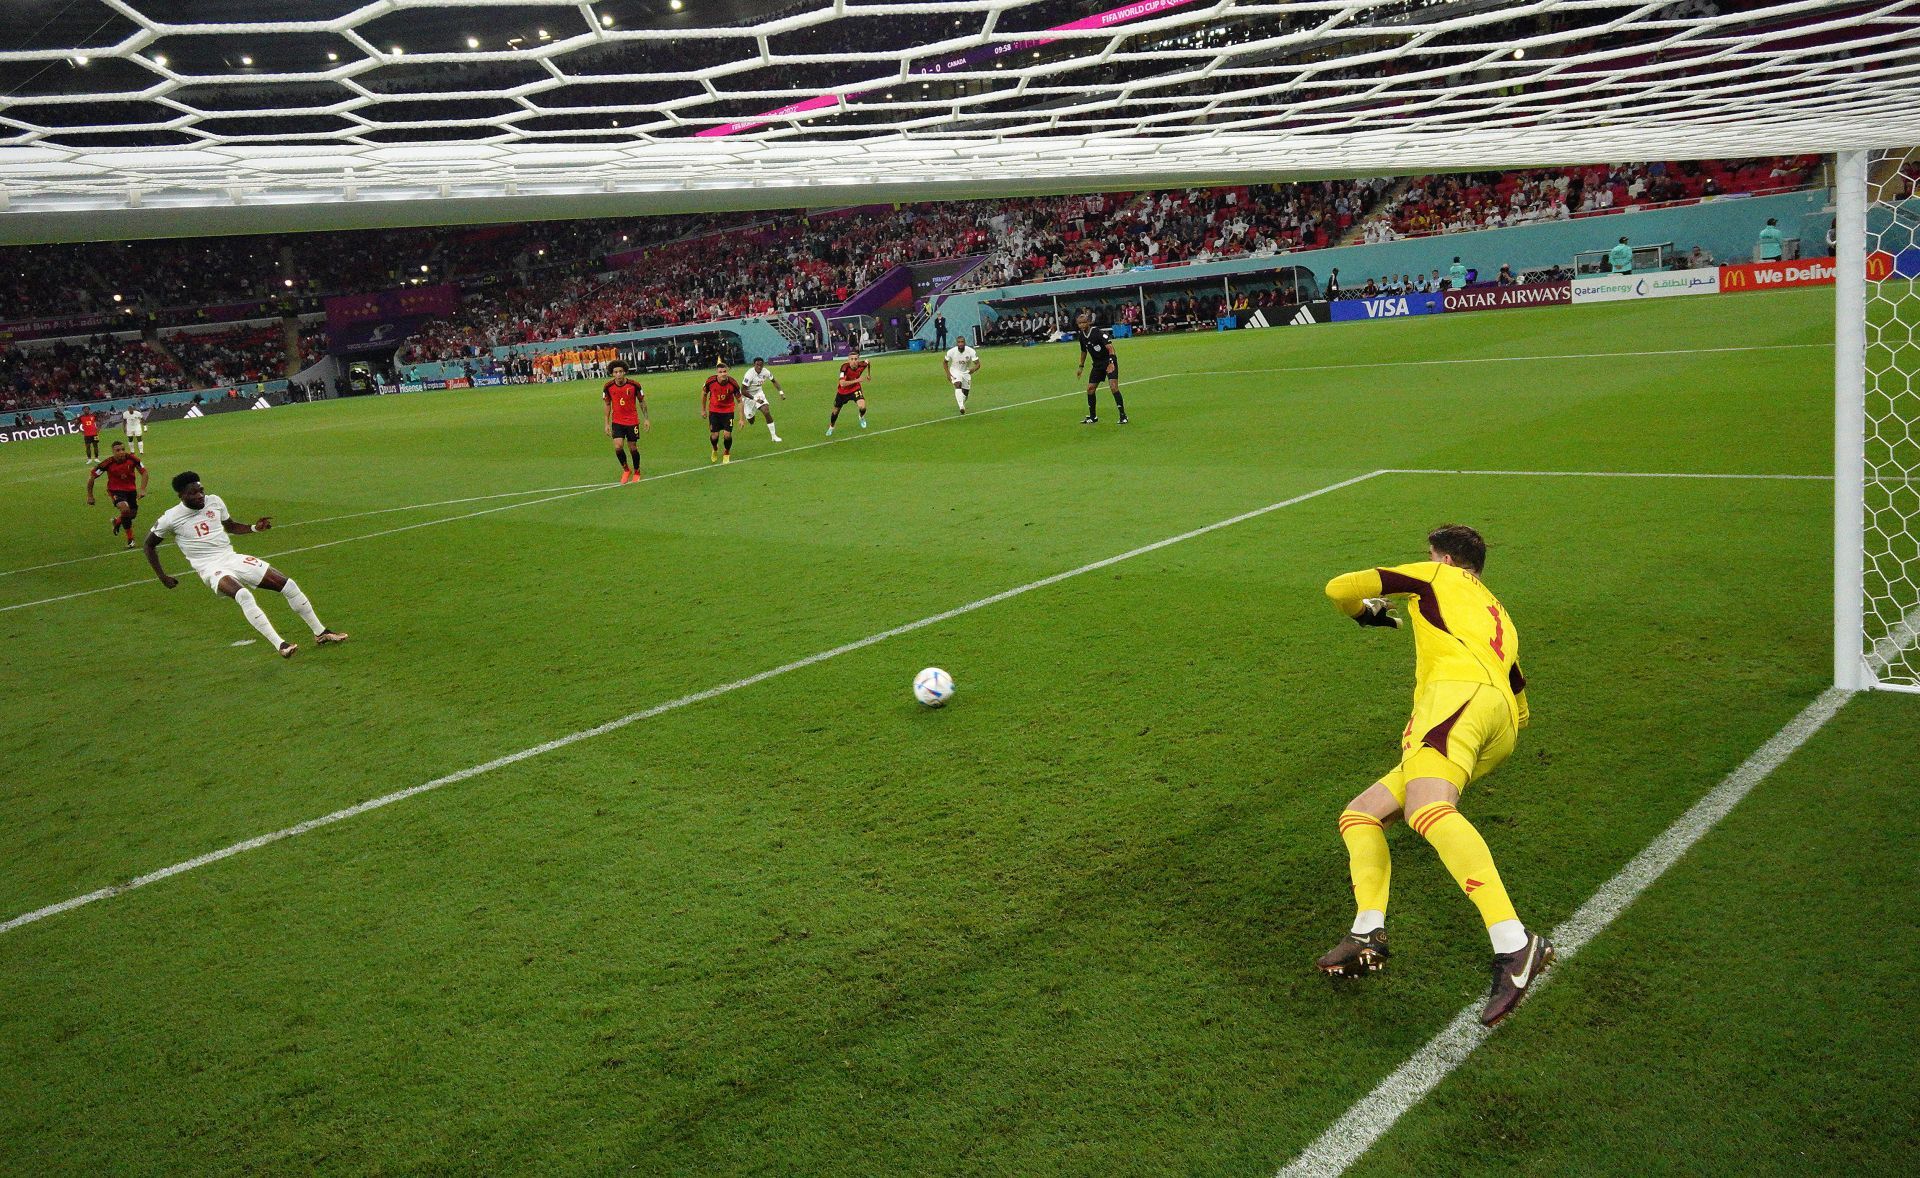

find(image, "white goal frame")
[1838,147,1920,694]
[1836,149,1869,691]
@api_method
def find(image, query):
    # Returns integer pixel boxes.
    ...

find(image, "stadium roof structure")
[0,0,1915,243]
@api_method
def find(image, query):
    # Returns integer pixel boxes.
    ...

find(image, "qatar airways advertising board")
[1442,282,1572,313]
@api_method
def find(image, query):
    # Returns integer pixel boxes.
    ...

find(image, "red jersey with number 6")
[838,359,870,393]
[603,378,643,426]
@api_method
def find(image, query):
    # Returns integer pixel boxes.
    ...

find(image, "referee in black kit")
[1074,309,1128,424]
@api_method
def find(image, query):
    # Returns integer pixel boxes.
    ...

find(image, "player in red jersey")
[703,361,743,464]
[78,409,101,460]
[827,349,870,436]
[602,361,650,483]
[85,441,150,547]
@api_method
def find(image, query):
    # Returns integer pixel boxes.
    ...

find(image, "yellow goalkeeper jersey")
[1326,561,1529,730]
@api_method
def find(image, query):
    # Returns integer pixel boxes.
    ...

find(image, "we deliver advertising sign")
[1718,258,1836,293]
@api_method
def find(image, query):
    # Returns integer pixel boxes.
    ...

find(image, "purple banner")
[698,0,1203,137]
[324,283,458,329]
[0,312,114,342]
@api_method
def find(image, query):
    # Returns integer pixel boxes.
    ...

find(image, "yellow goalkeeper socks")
[1339,810,1391,929]
[1409,802,1519,929]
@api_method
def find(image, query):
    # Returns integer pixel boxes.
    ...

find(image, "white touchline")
[1276,598,1920,1177]
[0,384,1096,613]
[0,483,616,613]
[0,481,613,580]
[0,468,1388,936]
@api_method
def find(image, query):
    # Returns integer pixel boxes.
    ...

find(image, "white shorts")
[125,427,144,438]
[949,374,972,390]
[195,553,269,594]
[744,390,770,409]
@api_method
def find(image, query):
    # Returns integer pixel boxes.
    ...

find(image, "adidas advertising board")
[0,421,81,444]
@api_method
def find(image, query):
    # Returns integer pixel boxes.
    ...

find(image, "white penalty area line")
[0,339,1831,597]
[1387,468,1829,481]
[0,469,1386,936]
[1179,341,1826,382]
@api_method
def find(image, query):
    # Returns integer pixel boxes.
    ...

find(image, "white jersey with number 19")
[151,494,237,570]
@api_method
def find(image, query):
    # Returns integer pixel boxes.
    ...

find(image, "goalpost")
[1844,148,1920,693]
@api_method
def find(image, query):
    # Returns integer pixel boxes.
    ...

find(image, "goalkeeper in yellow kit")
[1319,524,1550,1027]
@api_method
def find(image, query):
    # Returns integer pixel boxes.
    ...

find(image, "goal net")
[0,1,1916,239]
[1857,148,1920,690]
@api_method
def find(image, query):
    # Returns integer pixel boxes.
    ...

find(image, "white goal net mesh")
[1863,148,1920,687]
[0,1,1916,233]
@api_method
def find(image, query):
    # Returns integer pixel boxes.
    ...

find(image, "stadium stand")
[1371,157,1823,240]
[0,336,183,412]
[1,156,1826,394]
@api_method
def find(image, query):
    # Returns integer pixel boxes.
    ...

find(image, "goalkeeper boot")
[1481,930,1554,1026]
[1317,928,1389,978]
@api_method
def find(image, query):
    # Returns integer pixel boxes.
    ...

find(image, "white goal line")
[1276,598,1920,1176]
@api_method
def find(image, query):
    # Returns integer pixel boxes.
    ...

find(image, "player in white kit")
[122,406,147,454]
[145,471,348,658]
[943,334,981,414]
[738,358,785,442]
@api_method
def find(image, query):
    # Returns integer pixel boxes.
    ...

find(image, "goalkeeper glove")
[1354,598,1401,629]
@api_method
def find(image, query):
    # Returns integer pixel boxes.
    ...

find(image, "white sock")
[954,388,967,409]
[766,421,778,437]
[280,578,325,636]
[233,588,285,647]
[1488,918,1528,955]
[1351,909,1385,936]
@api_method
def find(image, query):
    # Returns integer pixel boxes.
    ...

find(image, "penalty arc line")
[1276,602,1920,1177]
[0,468,1388,936]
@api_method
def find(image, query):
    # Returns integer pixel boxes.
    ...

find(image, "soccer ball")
[913,667,954,708]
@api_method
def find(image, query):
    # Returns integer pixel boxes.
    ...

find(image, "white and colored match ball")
[913,667,954,708]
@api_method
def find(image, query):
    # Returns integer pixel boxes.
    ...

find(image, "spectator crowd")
[1365,157,1821,241]
[2,153,1828,400]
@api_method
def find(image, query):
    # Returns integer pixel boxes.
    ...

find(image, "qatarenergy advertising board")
[1571,267,1721,304]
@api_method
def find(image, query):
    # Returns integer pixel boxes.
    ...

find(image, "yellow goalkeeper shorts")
[1377,681,1516,804]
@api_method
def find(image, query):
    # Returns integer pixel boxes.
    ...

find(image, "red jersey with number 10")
[838,360,870,393]
[603,378,643,426]
[704,375,741,413]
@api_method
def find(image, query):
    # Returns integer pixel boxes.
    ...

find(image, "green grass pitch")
[1,287,1914,1175]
